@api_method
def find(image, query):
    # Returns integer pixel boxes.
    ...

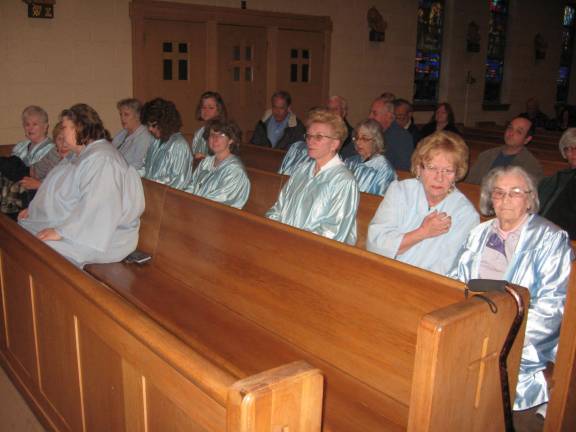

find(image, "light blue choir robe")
[139,132,192,190]
[449,214,574,411]
[19,139,145,268]
[344,154,397,196]
[278,140,309,176]
[367,178,479,275]
[185,154,250,209]
[12,137,54,167]
[191,126,208,156]
[266,156,359,245]
[112,125,155,170]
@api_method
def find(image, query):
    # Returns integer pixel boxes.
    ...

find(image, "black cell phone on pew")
[123,250,152,265]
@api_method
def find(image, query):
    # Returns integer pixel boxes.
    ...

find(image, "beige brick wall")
[0,0,571,144]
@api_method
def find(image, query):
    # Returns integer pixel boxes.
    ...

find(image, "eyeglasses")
[491,188,532,200]
[352,136,374,143]
[304,133,338,142]
[209,131,228,139]
[421,164,456,177]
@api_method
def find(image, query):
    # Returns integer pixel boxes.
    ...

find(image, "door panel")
[277,30,325,122]
[218,24,267,139]
[142,19,206,136]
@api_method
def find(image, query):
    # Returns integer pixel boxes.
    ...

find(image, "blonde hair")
[559,128,576,158]
[410,131,469,181]
[306,110,347,142]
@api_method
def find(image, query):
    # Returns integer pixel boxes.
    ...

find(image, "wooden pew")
[239,143,286,172]
[0,144,15,157]
[83,185,528,431]
[0,213,324,431]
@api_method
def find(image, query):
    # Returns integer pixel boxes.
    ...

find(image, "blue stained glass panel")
[563,6,575,27]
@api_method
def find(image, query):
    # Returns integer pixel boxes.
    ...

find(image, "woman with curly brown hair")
[139,97,193,190]
[18,103,144,268]
[190,91,228,161]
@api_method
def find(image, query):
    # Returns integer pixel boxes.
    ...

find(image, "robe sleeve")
[265,178,287,221]
[205,165,251,209]
[366,181,404,257]
[521,231,573,373]
[312,176,359,244]
[53,155,124,252]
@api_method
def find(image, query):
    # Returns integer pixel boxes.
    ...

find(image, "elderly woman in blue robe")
[367,131,479,275]
[266,110,359,245]
[450,165,573,419]
[18,103,145,268]
[139,98,193,190]
[345,119,396,196]
[9,106,60,190]
[112,98,154,170]
[185,119,250,209]
[190,91,228,161]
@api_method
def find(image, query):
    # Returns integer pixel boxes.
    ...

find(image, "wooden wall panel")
[78,322,126,432]
[147,381,210,432]
[34,279,83,432]
[2,254,37,382]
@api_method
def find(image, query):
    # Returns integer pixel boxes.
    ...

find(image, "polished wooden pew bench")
[85,183,528,431]
[0,213,324,431]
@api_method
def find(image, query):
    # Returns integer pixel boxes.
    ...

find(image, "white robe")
[20,140,145,268]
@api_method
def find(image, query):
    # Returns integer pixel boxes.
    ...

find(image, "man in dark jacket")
[250,91,305,150]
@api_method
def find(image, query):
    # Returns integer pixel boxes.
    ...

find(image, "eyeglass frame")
[304,133,339,142]
[491,187,533,200]
[420,163,456,177]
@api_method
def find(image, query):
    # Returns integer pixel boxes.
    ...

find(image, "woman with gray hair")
[450,165,573,420]
[344,119,396,196]
[538,128,576,239]
[112,98,154,170]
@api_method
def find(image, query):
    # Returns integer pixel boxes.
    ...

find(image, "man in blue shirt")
[368,96,414,171]
[250,91,306,150]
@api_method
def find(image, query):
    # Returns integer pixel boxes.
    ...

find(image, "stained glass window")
[557,5,576,102]
[414,1,444,103]
[483,0,509,103]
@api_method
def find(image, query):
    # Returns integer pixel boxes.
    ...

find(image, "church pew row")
[0,144,13,157]
[463,126,561,148]
[85,180,529,431]
[0,214,324,431]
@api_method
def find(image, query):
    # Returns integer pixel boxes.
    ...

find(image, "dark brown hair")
[140,98,182,142]
[60,103,111,146]
[204,118,242,153]
[195,91,228,122]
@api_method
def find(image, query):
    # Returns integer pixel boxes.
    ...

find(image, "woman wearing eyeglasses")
[344,119,396,196]
[450,165,573,420]
[367,131,479,274]
[266,110,359,245]
[185,119,250,209]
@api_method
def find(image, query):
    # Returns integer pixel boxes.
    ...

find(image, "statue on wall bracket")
[367,7,387,42]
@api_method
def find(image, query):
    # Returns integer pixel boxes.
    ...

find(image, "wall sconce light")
[22,0,55,19]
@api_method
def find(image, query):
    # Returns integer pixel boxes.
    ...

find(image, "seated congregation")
[0,89,574,430]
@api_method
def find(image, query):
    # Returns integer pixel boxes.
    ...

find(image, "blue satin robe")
[12,138,54,166]
[450,214,574,410]
[139,132,193,190]
[20,140,144,268]
[112,125,155,170]
[344,154,397,196]
[185,154,250,209]
[278,140,309,176]
[367,178,480,275]
[266,157,359,245]
[191,126,208,156]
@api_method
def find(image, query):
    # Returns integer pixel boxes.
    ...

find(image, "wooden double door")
[134,2,331,138]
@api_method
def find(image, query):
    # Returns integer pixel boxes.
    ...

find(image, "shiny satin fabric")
[278,140,309,175]
[20,140,145,268]
[112,125,155,170]
[139,132,193,190]
[12,137,54,167]
[367,178,480,275]
[185,154,250,209]
[450,214,574,410]
[266,158,359,245]
[191,126,208,156]
[344,153,397,196]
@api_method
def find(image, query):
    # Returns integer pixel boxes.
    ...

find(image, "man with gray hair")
[327,95,356,159]
[394,98,421,147]
[369,96,414,171]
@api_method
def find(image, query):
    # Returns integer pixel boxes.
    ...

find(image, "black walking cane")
[466,279,526,432]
